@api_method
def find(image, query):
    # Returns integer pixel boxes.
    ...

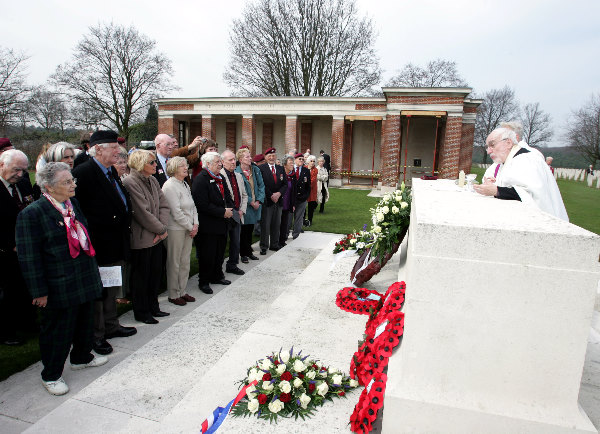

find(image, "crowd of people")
[0,132,331,396]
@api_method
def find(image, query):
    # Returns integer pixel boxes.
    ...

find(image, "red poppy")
[338,391,345,397]
[262,372,272,381]
[281,371,292,381]
[257,393,268,404]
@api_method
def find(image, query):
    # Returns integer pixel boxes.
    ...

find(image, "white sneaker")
[42,377,69,396]
[70,355,109,370]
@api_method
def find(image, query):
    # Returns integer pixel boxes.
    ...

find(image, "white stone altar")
[383,179,600,433]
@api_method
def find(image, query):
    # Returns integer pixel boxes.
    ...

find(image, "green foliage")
[308,188,379,234]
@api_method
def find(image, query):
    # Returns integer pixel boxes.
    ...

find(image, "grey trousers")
[292,200,307,238]
[260,204,282,250]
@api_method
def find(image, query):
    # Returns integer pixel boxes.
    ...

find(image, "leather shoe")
[93,338,113,355]
[181,294,196,302]
[269,246,280,252]
[226,266,245,275]
[152,310,170,317]
[200,284,213,294]
[134,315,158,324]
[241,256,249,263]
[211,278,231,285]
[248,254,259,260]
[260,249,267,255]
[105,326,137,339]
[168,297,187,306]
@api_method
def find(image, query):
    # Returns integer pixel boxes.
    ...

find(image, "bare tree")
[386,59,468,88]
[52,23,176,140]
[0,47,30,135]
[29,86,69,132]
[565,93,600,166]
[224,0,381,97]
[520,102,553,147]
[474,86,519,163]
[70,101,105,131]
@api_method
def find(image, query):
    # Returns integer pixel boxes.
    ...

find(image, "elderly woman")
[16,162,107,396]
[162,157,198,306]
[304,155,318,226]
[278,156,296,248]
[114,146,129,179]
[122,150,170,324]
[317,156,329,213]
[234,148,265,263]
[191,152,233,294]
[33,142,77,199]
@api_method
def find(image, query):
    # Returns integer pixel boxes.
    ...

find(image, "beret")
[294,153,304,159]
[0,138,13,151]
[253,153,265,163]
[264,147,276,155]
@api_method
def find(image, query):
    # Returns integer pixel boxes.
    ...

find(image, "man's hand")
[238,209,243,219]
[188,136,204,152]
[33,296,48,308]
[271,192,281,203]
[483,176,496,185]
[251,200,260,210]
[473,184,498,197]
[224,208,233,218]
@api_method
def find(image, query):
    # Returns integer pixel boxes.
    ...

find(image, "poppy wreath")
[335,287,382,315]
[364,281,406,333]
[349,372,388,434]
[350,339,373,386]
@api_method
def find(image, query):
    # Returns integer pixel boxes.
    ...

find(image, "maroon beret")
[240,144,249,150]
[0,138,14,152]
[117,137,126,144]
[294,153,304,159]
[253,153,265,163]
[264,147,276,155]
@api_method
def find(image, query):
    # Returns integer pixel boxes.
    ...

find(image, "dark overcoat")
[15,197,102,309]
[192,169,234,235]
[259,163,287,207]
[295,166,311,203]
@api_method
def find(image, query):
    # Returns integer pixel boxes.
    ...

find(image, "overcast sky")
[3,0,599,147]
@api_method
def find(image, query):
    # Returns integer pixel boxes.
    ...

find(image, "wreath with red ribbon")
[349,372,388,434]
[335,287,382,315]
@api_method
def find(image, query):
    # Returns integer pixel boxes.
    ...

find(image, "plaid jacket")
[15,196,102,308]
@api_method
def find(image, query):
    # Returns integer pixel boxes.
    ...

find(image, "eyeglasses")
[59,178,77,186]
[486,138,507,149]
[148,160,157,165]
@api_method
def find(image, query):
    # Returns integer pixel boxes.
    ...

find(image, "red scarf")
[206,168,224,199]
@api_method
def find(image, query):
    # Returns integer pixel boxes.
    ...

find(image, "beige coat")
[317,166,329,204]
[162,177,198,232]
[122,170,170,249]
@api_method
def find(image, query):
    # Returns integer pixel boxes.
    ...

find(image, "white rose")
[332,374,343,385]
[280,352,290,363]
[382,206,389,214]
[276,363,286,375]
[262,380,274,391]
[279,380,292,393]
[247,368,260,383]
[246,384,257,399]
[268,399,285,413]
[306,370,316,380]
[259,359,273,370]
[247,398,259,414]
[293,378,303,388]
[349,379,359,387]
[391,206,399,214]
[356,242,365,249]
[376,212,384,222]
[299,392,311,409]
[350,238,356,245]
[400,201,408,209]
[293,359,306,372]
[316,382,329,396]
[373,225,382,234]
[328,367,339,375]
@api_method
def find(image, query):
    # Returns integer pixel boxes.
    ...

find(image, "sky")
[3,0,599,147]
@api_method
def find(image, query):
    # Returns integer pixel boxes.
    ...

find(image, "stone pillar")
[226,119,236,152]
[380,114,401,191]
[459,122,475,174]
[202,115,216,141]
[242,115,256,155]
[300,120,312,154]
[330,116,345,186]
[438,114,463,179]
[158,116,177,137]
[285,115,298,155]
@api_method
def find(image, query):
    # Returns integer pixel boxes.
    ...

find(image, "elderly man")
[72,130,136,355]
[546,156,554,174]
[258,148,287,255]
[292,153,311,239]
[474,128,568,221]
[0,146,35,345]
[220,150,248,276]
[192,152,234,294]
[153,134,177,187]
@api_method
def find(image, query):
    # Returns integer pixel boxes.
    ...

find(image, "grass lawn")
[308,188,380,234]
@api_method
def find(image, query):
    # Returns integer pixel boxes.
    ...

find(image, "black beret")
[90,130,119,146]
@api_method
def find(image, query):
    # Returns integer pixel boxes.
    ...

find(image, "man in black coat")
[192,152,234,294]
[0,146,36,345]
[258,147,287,255]
[292,153,311,240]
[72,130,136,355]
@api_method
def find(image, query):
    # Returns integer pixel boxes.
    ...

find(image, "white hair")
[491,127,518,146]
[201,151,220,167]
[0,149,28,166]
[36,162,70,193]
[500,121,524,141]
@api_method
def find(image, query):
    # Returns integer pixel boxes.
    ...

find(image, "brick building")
[155,87,481,191]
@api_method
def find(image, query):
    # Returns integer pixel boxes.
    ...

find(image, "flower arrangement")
[335,287,382,315]
[333,228,374,255]
[231,348,359,422]
[368,184,411,261]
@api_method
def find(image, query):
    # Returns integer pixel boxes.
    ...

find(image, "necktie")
[271,165,277,183]
[10,184,24,210]
[228,171,241,209]
[296,167,300,179]
[107,170,126,205]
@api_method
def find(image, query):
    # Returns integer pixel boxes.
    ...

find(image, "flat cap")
[90,130,119,146]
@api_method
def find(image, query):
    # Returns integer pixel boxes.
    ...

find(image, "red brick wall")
[355,104,386,110]
[459,123,475,173]
[190,121,202,140]
[202,116,216,141]
[387,96,464,105]
[380,115,401,187]
[226,121,236,152]
[343,122,352,173]
[438,116,463,179]
[463,106,477,114]
[300,122,312,154]
[158,117,177,137]
[331,118,345,178]
[242,117,256,155]
[158,104,194,111]
[262,122,273,153]
[285,117,298,155]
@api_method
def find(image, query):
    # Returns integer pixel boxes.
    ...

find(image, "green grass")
[308,188,379,234]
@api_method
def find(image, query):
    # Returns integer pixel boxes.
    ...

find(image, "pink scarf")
[43,193,95,258]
